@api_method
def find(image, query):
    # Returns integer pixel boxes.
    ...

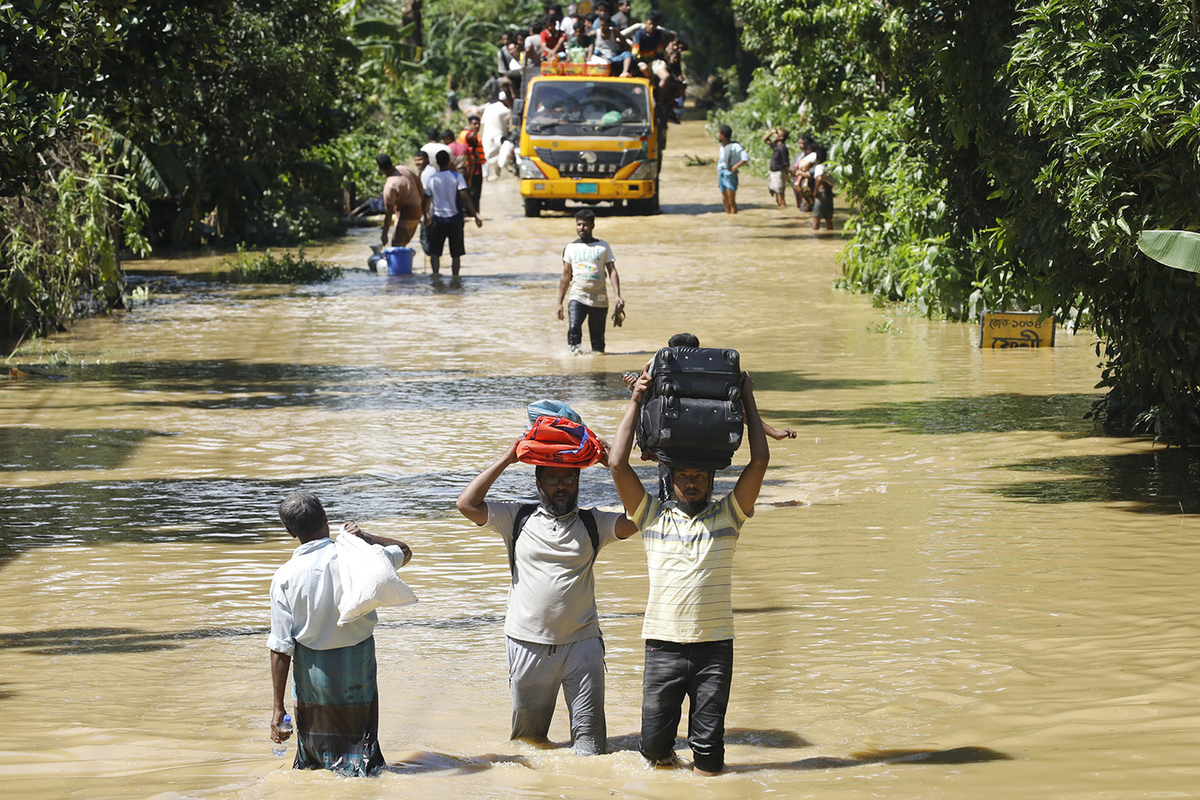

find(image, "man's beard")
[676,497,710,517]
[541,489,578,516]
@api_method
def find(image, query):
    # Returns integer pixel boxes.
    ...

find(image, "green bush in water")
[218,245,342,284]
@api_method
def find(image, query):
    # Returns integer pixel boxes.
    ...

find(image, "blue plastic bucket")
[382,246,414,275]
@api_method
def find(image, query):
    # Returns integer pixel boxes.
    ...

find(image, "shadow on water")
[25,361,632,412]
[384,752,533,775]
[750,369,922,394]
[990,448,1200,514]
[770,392,1097,435]
[731,745,1011,772]
[604,729,1007,772]
[0,614,511,658]
[0,626,268,656]
[125,269,557,299]
[659,202,727,215]
[0,473,461,569]
[0,428,173,471]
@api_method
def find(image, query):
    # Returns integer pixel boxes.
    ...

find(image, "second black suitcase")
[638,395,744,468]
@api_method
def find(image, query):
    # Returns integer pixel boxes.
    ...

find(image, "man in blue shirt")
[717,125,749,214]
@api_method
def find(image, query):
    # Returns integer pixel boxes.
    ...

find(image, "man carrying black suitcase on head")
[608,368,770,776]
[456,440,637,755]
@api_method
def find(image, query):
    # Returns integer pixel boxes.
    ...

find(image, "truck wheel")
[629,194,660,215]
[523,198,541,217]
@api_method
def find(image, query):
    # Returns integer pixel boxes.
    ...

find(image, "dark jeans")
[640,638,734,773]
[469,174,483,211]
[567,300,607,352]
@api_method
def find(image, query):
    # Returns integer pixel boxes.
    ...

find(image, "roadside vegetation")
[4,0,466,346]
[729,0,1200,442]
[218,246,342,284]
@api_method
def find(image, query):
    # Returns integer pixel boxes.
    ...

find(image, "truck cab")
[517,74,660,216]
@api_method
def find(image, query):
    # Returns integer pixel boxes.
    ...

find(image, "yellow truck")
[517,74,660,217]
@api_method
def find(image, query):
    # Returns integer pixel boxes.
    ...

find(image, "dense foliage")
[733,0,1200,441]
[0,1,116,196]
[1,126,150,342]
[1,0,455,345]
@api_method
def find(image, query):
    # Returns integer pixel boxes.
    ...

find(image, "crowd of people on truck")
[370,0,833,260]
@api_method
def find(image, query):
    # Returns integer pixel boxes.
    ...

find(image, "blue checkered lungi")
[293,637,386,776]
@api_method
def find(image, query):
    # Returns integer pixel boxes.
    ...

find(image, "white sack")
[336,530,417,625]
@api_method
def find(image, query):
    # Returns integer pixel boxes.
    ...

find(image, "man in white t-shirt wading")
[422,149,482,277]
[456,441,637,755]
[556,209,624,354]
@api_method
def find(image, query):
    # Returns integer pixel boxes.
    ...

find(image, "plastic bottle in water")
[272,713,292,757]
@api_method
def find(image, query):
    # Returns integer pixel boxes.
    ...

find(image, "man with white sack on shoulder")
[267,490,413,776]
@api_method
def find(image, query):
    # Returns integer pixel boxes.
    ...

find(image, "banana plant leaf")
[1137,229,1200,273]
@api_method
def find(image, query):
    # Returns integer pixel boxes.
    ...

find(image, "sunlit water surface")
[4,120,1200,800]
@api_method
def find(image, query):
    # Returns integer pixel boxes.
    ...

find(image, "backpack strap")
[508,503,539,576]
[577,508,600,558]
[508,505,601,576]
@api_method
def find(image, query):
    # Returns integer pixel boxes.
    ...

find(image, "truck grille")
[535,148,635,178]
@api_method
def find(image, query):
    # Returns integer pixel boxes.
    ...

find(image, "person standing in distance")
[557,209,624,355]
[717,124,749,214]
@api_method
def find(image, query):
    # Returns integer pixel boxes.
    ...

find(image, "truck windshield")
[525,80,651,136]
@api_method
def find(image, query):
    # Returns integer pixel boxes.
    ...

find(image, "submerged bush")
[218,245,342,284]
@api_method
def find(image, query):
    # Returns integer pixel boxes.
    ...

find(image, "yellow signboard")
[979,311,1055,349]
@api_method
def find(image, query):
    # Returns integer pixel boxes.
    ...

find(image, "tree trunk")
[403,0,422,48]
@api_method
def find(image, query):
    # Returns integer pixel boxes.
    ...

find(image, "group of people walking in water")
[267,324,804,776]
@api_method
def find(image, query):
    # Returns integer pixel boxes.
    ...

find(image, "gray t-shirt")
[485,502,622,645]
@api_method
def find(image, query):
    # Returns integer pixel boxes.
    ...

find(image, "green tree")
[997,0,1200,439]
[735,0,1200,441]
[0,0,116,196]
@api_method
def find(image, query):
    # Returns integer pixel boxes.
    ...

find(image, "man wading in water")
[267,491,412,775]
[456,440,637,754]
[377,154,423,248]
[423,149,482,277]
[608,369,770,775]
[557,209,624,355]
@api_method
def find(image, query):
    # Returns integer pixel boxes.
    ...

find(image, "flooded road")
[4,117,1200,800]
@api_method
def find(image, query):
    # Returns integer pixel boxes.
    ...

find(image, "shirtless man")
[377,153,423,248]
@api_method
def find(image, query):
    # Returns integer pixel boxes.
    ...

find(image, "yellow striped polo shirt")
[633,491,751,643]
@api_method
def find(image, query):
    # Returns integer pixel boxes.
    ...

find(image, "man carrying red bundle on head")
[456,403,636,755]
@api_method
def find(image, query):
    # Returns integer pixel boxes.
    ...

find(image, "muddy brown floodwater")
[4,118,1200,800]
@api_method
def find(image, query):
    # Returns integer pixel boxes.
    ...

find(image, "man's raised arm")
[608,369,649,517]
[456,440,520,525]
[733,372,770,516]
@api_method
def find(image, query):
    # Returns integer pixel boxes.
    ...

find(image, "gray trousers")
[506,636,607,755]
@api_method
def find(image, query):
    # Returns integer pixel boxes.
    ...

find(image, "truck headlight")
[518,157,547,179]
[629,160,658,180]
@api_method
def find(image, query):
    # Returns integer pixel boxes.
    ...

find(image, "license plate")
[576,183,598,194]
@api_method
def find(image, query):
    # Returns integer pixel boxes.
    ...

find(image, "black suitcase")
[638,395,744,469]
[651,347,742,401]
